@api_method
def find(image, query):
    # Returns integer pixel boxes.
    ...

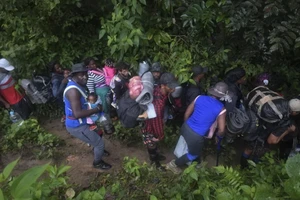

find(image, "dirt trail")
[1,119,235,188]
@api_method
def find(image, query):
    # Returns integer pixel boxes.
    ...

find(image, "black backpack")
[117,92,147,128]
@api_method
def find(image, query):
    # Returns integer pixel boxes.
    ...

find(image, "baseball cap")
[192,65,208,76]
[151,62,162,72]
[289,99,300,112]
[160,73,179,89]
[0,58,15,71]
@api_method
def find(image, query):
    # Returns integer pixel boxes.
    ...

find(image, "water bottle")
[9,110,24,126]
[99,113,115,135]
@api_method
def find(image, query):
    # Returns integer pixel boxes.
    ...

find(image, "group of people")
[1,57,300,174]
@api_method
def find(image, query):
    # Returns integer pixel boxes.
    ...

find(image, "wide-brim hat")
[207,82,229,98]
[70,63,87,75]
[0,58,15,71]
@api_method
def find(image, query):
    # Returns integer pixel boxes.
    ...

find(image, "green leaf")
[124,20,134,30]
[206,0,215,8]
[57,165,71,176]
[11,163,49,199]
[189,171,198,181]
[286,154,300,178]
[139,0,146,5]
[0,189,5,200]
[150,195,158,200]
[99,30,106,40]
[2,158,20,181]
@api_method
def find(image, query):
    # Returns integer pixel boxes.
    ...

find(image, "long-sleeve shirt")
[51,73,64,98]
[86,70,106,93]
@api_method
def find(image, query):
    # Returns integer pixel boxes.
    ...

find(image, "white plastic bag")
[174,136,188,158]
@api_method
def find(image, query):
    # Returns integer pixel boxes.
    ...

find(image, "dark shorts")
[12,96,33,120]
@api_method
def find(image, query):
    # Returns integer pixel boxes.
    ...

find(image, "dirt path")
[1,119,238,188]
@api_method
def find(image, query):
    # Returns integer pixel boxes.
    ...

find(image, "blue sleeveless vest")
[64,81,88,128]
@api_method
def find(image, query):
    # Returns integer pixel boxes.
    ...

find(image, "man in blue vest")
[64,63,111,170]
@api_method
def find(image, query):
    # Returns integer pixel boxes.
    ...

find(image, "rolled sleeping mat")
[138,61,150,77]
[226,107,250,134]
[136,71,154,105]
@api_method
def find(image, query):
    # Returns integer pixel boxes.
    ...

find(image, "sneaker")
[166,160,182,174]
[103,150,110,157]
[93,160,112,170]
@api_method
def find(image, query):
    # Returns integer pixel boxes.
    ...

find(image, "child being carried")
[86,93,114,134]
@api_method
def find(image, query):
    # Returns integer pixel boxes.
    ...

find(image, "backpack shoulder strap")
[63,85,87,100]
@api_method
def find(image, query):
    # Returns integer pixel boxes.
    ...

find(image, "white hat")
[0,58,15,71]
[289,99,300,112]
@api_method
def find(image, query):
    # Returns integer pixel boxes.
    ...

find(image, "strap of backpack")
[63,85,87,99]
[249,89,284,123]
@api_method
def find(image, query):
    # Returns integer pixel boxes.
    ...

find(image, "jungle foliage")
[1,153,300,199]
[1,0,299,94]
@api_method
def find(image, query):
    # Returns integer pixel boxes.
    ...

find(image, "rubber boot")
[147,147,166,171]
[240,153,250,169]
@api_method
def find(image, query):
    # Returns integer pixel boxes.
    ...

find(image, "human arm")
[0,94,10,108]
[66,88,101,118]
[56,78,68,97]
[216,108,226,137]
[51,78,61,97]
[184,98,196,121]
[86,74,95,93]
[267,125,296,144]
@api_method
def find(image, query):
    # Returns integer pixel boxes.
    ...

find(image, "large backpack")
[20,75,53,104]
[32,75,53,102]
[246,86,289,123]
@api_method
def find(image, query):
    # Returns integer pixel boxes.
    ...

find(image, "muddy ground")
[1,118,242,188]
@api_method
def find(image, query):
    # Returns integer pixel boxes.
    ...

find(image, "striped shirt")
[86,70,106,93]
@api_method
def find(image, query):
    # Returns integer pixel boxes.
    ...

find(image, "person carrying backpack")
[240,86,300,168]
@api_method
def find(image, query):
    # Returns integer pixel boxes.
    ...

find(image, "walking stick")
[216,135,223,166]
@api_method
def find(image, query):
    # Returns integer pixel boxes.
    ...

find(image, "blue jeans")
[66,125,105,163]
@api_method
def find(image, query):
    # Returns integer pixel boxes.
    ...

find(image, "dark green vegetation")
[1,0,299,94]
[1,0,300,199]
[1,153,300,199]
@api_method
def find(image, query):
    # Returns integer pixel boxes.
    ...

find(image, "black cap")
[160,73,179,89]
[192,66,208,76]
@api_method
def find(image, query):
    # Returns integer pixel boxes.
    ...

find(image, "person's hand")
[151,137,159,142]
[96,104,102,112]
[288,125,296,133]
[215,135,224,150]
[62,77,68,84]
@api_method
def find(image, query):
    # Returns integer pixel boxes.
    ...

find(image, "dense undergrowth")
[1,153,300,200]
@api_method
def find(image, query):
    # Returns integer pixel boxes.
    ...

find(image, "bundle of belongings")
[117,62,156,128]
